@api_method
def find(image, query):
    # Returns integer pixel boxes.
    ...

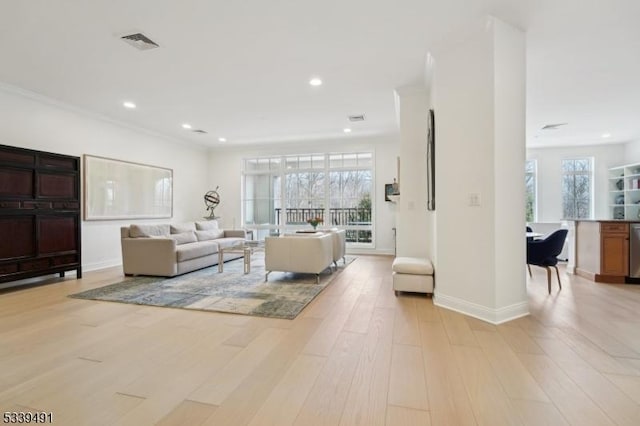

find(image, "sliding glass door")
[242,152,374,246]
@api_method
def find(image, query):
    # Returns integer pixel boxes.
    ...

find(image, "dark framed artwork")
[385,183,394,202]
[427,109,436,211]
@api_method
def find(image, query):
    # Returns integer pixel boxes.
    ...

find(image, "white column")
[433,17,528,323]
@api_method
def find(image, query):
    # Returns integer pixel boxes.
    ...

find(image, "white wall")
[527,143,626,221]
[207,135,400,254]
[625,140,640,163]
[0,85,209,272]
[433,18,527,323]
[394,87,432,260]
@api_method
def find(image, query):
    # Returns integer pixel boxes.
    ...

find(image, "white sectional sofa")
[120,221,246,277]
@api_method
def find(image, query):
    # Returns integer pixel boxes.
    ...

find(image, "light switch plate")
[469,193,481,207]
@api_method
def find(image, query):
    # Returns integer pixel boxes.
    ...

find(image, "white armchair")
[265,233,333,283]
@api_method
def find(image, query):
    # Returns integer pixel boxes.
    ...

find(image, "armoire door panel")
[0,168,33,197]
[20,259,50,271]
[38,155,78,171]
[0,216,35,258]
[37,172,77,199]
[0,149,35,166]
[0,263,18,274]
[0,201,20,209]
[51,254,77,266]
[38,216,78,254]
[52,202,80,210]
[22,201,52,209]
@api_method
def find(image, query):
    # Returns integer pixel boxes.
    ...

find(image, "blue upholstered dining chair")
[526,229,568,294]
[526,226,534,277]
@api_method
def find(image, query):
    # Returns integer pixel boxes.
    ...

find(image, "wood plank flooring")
[2,256,640,425]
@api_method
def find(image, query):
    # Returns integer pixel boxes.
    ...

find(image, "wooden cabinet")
[575,220,632,283]
[600,222,629,281]
[0,144,81,285]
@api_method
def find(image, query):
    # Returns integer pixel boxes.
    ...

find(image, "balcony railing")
[274,207,372,243]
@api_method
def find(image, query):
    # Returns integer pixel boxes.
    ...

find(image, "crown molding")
[0,81,208,151]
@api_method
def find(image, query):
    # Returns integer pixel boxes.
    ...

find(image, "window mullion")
[324,154,330,226]
[280,155,286,227]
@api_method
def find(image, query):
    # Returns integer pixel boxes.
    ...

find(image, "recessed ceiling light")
[182,123,192,129]
[602,133,611,138]
[218,137,227,142]
[123,101,136,109]
[343,128,352,133]
[309,78,322,86]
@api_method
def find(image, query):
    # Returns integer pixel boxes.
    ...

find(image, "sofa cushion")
[196,229,225,241]
[171,223,196,234]
[129,224,170,238]
[176,241,219,262]
[169,231,198,245]
[215,237,245,249]
[195,220,219,230]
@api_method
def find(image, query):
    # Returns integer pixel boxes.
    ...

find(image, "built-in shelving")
[609,163,640,220]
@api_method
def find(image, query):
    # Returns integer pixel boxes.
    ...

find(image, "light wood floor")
[2,256,640,425]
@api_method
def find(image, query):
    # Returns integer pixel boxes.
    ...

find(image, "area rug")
[69,254,355,319]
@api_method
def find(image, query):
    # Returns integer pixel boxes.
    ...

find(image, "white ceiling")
[0,0,638,148]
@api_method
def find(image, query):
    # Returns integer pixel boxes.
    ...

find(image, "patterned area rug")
[70,254,355,319]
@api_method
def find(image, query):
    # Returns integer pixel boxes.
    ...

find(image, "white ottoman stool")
[392,257,434,295]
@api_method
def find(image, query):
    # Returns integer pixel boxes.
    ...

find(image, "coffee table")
[218,240,263,274]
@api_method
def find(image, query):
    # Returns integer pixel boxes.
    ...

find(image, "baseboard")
[83,259,122,272]
[433,293,529,325]
[575,268,595,281]
[346,248,394,256]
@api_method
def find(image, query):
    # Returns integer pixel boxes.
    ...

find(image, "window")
[285,155,325,214]
[242,152,374,245]
[242,158,281,240]
[328,153,372,243]
[562,158,593,219]
[525,160,537,222]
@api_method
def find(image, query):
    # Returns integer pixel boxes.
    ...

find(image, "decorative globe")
[204,188,220,217]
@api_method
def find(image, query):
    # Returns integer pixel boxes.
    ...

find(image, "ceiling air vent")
[121,33,159,51]
[348,114,365,122]
[192,129,208,134]
[541,123,568,130]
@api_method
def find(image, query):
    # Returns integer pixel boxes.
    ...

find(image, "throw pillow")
[129,224,170,238]
[195,220,219,230]
[170,223,196,234]
[195,229,225,241]
[169,231,197,245]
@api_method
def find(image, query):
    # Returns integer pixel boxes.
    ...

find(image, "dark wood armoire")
[0,144,82,284]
